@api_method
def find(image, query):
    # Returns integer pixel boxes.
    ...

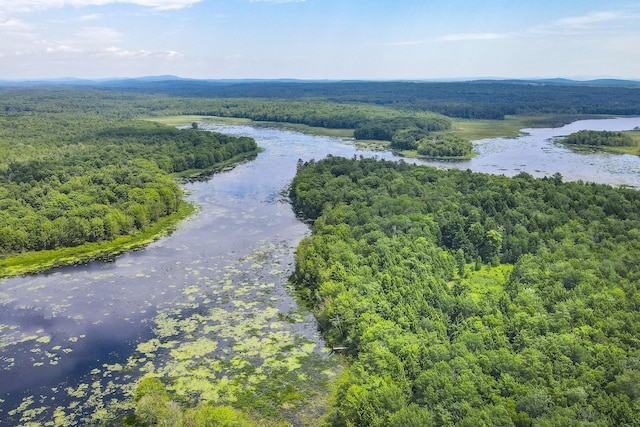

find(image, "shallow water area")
[401,116,640,188]
[1,117,639,425]
[468,117,640,187]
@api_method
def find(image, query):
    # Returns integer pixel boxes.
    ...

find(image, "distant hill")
[2,77,639,119]
[470,78,640,87]
[2,76,639,88]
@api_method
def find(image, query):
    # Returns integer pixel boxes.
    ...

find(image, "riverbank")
[146,115,355,139]
[148,114,617,161]
[0,148,260,280]
[0,202,196,279]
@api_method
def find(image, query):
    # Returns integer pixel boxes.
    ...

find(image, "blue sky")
[1,0,639,80]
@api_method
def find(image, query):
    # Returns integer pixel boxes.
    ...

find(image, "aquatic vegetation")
[1,123,367,426]
[127,244,337,420]
[1,229,337,426]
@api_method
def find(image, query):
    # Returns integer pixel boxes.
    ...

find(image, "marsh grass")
[584,130,640,156]
[447,114,613,141]
[146,115,255,127]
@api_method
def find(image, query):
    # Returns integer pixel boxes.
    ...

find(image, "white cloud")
[0,0,202,16]
[75,26,123,44]
[438,32,512,42]
[78,13,102,21]
[0,22,183,61]
[0,18,37,54]
[102,46,182,58]
[532,11,629,35]
[249,0,306,3]
[46,44,83,53]
[0,18,33,33]
[9,42,182,59]
[552,11,621,29]
[382,40,425,47]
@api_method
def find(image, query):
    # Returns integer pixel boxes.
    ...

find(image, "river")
[1,117,639,425]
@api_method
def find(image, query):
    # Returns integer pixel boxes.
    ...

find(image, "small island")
[367,125,473,159]
[561,129,639,155]
[563,130,634,147]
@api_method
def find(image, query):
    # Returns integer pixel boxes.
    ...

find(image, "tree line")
[93,80,640,119]
[289,155,640,426]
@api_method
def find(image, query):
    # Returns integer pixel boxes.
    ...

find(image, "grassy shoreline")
[150,113,616,140]
[604,130,640,155]
[0,149,261,280]
[0,202,196,279]
[146,115,355,139]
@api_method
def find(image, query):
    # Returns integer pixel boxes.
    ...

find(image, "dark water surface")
[1,118,639,425]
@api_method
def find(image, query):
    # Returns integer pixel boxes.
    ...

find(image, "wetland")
[1,116,640,425]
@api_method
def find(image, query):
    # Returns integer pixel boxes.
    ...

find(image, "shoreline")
[0,149,261,280]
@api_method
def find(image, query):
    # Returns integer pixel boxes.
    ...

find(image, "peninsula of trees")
[290,156,640,426]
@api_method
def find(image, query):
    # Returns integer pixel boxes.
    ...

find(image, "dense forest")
[2,83,639,425]
[0,94,258,258]
[0,87,462,157]
[390,132,473,159]
[289,156,640,426]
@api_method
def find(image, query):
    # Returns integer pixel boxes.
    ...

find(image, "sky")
[1,0,639,81]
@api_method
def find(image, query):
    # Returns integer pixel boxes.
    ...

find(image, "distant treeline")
[184,99,452,136]
[4,81,640,122]
[564,130,635,147]
[95,80,640,119]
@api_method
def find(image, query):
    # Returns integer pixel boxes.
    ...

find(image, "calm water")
[1,118,639,425]
[412,117,640,188]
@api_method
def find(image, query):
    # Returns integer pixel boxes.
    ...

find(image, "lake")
[1,117,639,425]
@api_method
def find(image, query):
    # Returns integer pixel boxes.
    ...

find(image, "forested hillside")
[290,156,640,426]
